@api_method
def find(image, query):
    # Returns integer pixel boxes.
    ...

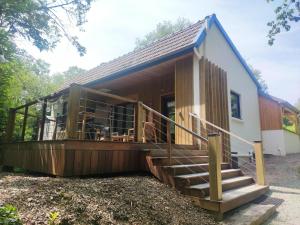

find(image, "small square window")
[231,91,241,119]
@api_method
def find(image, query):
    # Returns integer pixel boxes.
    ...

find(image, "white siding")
[283,130,300,154]
[196,23,261,155]
[262,130,285,156]
[262,129,300,155]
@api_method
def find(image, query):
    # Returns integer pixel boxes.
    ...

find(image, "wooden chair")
[142,122,157,143]
[127,128,135,142]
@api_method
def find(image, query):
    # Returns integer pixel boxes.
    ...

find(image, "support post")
[21,106,29,141]
[39,99,47,141]
[166,120,172,166]
[6,108,16,142]
[254,141,266,185]
[136,102,145,142]
[208,133,222,201]
[66,84,81,139]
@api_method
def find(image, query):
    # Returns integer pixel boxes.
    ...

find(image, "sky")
[21,0,300,104]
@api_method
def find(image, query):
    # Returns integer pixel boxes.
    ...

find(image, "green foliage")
[0,52,85,141]
[295,98,300,110]
[0,0,93,59]
[0,204,22,225]
[249,65,268,93]
[135,17,192,49]
[52,66,86,89]
[48,211,59,225]
[267,0,300,45]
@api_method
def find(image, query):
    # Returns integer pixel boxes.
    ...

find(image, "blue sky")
[22,0,300,104]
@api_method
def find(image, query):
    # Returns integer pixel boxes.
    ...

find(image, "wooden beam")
[5,108,16,143]
[208,133,222,201]
[39,99,47,140]
[21,106,29,141]
[66,84,82,139]
[79,85,137,103]
[166,120,172,166]
[136,102,145,142]
[254,141,266,185]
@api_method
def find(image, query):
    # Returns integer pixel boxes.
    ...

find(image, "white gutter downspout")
[192,18,209,144]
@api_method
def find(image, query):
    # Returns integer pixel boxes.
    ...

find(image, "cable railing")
[189,112,259,180]
[139,102,212,184]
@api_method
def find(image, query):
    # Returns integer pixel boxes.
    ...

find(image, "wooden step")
[174,169,242,187]
[149,149,208,157]
[164,163,231,175]
[186,176,254,197]
[192,184,269,213]
[151,156,209,165]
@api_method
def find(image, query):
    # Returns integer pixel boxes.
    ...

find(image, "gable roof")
[259,92,300,114]
[63,14,260,89]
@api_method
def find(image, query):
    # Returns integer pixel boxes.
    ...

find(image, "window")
[231,91,241,119]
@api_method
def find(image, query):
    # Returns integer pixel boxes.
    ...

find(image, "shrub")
[0,204,22,225]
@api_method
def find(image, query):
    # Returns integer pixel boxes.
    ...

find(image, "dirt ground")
[0,172,217,225]
[263,153,300,225]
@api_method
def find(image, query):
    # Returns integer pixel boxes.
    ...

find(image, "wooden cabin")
[259,93,300,156]
[0,14,269,215]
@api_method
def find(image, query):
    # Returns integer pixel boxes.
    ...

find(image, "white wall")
[196,23,261,156]
[262,129,300,155]
[283,130,300,154]
[262,130,285,156]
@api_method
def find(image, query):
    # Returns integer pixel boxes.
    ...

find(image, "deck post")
[208,133,222,201]
[66,84,81,139]
[39,99,47,141]
[136,101,145,142]
[166,120,172,165]
[21,106,29,141]
[6,108,16,142]
[254,141,266,185]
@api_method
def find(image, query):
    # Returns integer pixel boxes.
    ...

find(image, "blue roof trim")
[86,44,195,87]
[207,14,261,88]
[194,29,206,48]
[85,14,260,89]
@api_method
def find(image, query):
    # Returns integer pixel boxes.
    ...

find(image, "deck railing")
[189,112,266,186]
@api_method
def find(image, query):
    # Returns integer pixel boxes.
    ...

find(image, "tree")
[249,65,268,93]
[267,0,300,45]
[52,66,86,89]
[0,0,93,59]
[295,98,300,110]
[135,18,192,49]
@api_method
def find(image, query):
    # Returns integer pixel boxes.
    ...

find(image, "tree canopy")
[267,0,300,45]
[135,18,191,49]
[249,66,268,93]
[0,0,93,59]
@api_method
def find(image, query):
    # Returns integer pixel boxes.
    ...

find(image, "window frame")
[230,91,242,120]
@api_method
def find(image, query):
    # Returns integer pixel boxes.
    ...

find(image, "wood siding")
[1,141,152,176]
[200,58,230,158]
[175,57,194,145]
[259,96,282,130]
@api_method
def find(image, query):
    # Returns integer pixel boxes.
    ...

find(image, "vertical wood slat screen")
[200,58,230,160]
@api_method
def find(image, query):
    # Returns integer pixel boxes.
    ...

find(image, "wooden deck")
[1,140,154,176]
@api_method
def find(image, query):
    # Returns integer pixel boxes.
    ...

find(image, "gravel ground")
[0,172,217,225]
[263,153,300,225]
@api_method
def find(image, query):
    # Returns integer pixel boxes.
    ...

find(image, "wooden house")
[1,14,269,215]
[259,93,300,156]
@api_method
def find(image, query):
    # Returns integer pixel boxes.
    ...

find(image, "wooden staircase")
[145,148,269,214]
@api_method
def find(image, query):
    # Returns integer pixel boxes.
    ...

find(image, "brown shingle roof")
[63,19,206,88]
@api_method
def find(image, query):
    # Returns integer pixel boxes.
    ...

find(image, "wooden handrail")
[140,103,208,142]
[189,112,254,146]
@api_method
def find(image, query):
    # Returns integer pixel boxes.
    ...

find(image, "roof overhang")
[66,14,261,91]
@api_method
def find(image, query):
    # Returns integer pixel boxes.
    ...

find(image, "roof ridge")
[91,19,205,71]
